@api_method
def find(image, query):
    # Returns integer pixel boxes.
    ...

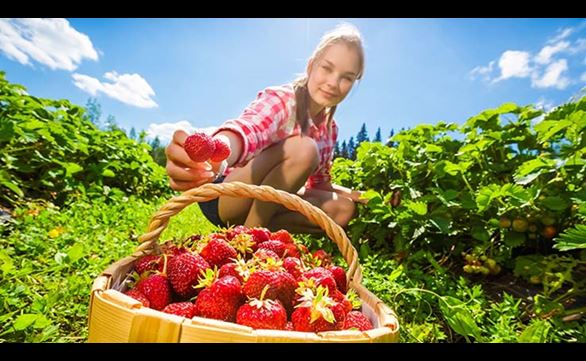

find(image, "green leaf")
[518,320,551,343]
[504,231,525,247]
[0,251,15,275]
[553,224,586,251]
[541,196,568,211]
[439,296,482,340]
[406,201,427,216]
[13,314,39,331]
[387,264,404,283]
[424,143,443,153]
[67,243,85,263]
[0,121,15,142]
[471,226,490,242]
[535,119,572,143]
[430,216,450,234]
[102,169,116,178]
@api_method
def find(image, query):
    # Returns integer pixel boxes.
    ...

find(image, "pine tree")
[129,127,137,140]
[148,136,166,166]
[347,137,356,160]
[333,141,341,159]
[374,127,382,142]
[84,97,102,127]
[386,129,396,147]
[356,123,369,144]
[340,140,348,159]
[105,114,118,131]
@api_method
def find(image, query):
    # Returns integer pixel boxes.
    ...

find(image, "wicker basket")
[88,181,399,342]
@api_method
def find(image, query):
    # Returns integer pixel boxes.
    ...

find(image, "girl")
[165,23,367,233]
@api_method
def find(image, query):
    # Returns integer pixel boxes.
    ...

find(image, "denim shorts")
[198,176,227,228]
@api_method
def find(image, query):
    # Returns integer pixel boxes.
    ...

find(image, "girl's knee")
[283,135,319,171]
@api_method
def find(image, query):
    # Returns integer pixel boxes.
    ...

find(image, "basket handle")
[136,181,363,285]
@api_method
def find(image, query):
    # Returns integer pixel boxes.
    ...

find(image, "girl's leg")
[267,187,357,233]
[218,135,320,227]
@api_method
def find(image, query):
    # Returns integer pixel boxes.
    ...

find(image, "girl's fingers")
[166,160,214,182]
[169,177,214,191]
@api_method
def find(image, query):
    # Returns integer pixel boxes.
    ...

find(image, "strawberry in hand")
[184,132,231,163]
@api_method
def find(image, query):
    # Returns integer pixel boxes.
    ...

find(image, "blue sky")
[1,18,585,144]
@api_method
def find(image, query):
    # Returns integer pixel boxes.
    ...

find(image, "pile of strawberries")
[123,226,374,333]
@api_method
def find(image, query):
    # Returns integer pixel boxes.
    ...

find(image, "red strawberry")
[270,229,294,244]
[219,262,245,283]
[283,257,304,280]
[194,275,244,322]
[291,286,346,332]
[253,248,280,262]
[330,289,353,314]
[249,227,271,244]
[328,265,347,294]
[343,310,374,331]
[124,289,150,307]
[210,138,230,162]
[282,243,300,258]
[243,270,297,313]
[312,250,332,267]
[167,252,210,299]
[236,289,287,330]
[199,238,238,268]
[136,274,172,311]
[301,267,338,294]
[162,302,197,318]
[134,254,162,275]
[257,240,287,258]
[184,132,215,162]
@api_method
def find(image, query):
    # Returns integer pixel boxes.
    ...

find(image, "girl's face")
[307,42,360,113]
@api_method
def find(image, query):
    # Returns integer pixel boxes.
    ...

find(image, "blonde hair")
[292,23,365,134]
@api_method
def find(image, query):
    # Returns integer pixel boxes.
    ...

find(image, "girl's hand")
[165,129,218,191]
[351,189,369,204]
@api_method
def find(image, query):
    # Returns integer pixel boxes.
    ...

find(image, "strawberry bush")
[0,71,171,208]
[331,98,586,341]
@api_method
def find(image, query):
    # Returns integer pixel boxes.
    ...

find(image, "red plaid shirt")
[213,84,338,189]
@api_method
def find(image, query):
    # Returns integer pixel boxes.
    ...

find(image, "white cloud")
[547,27,574,44]
[532,59,570,90]
[581,72,586,82]
[469,61,495,81]
[0,18,98,71]
[146,121,217,143]
[471,22,586,90]
[535,41,570,65]
[494,50,532,82]
[72,71,158,108]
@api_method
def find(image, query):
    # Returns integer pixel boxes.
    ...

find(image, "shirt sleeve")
[212,87,294,168]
